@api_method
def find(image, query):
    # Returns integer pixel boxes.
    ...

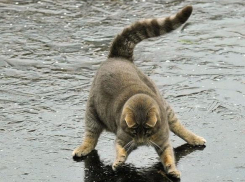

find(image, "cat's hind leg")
[73,107,103,157]
[166,105,206,146]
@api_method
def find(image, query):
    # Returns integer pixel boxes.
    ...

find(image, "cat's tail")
[108,6,193,61]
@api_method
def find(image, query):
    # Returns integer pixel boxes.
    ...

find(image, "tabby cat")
[73,5,206,178]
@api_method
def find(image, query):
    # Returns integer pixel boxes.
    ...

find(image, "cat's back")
[92,58,144,97]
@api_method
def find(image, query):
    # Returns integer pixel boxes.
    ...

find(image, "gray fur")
[73,6,206,178]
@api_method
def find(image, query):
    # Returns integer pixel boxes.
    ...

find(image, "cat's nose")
[137,136,145,143]
[138,139,143,143]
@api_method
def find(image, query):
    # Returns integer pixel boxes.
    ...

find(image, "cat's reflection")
[74,144,205,182]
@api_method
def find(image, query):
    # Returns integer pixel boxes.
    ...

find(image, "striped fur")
[108,6,193,61]
[73,5,207,178]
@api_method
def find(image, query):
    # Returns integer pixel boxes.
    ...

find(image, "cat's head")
[121,94,161,142]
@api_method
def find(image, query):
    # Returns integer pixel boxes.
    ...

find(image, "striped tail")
[108,6,193,61]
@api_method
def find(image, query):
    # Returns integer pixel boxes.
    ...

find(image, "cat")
[72,5,206,178]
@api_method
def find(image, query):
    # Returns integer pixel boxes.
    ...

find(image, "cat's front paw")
[187,135,206,146]
[112,156,126,171]
[168,168,181,178]
[112,162,120,171]
[72,145,92,157]
[164,163,181,179]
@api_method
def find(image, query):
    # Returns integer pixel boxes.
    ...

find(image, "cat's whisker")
[149,142,154,148]
[148,140,154,148]
[146,140,152,147]
[149,140,163,152]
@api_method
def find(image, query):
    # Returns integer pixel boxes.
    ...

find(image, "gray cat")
[73,6,206,178]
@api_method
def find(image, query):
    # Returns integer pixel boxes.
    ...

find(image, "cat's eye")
[131,129,137,136]
[146,130,152,136]
[131,124,138,129]
[143,124,150,129]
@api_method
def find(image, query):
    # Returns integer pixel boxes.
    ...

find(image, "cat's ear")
[125,114,136,128]
[146,108,158,127]
[145,114,157,127]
